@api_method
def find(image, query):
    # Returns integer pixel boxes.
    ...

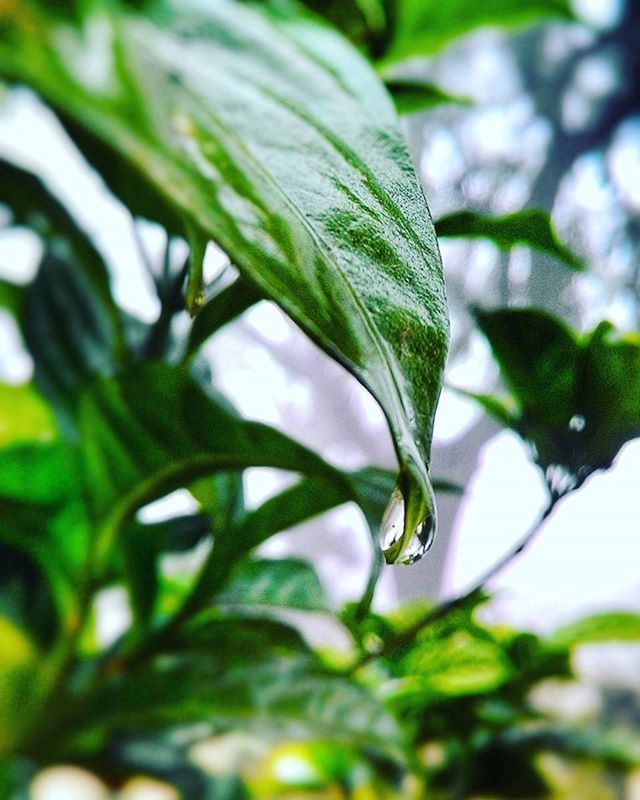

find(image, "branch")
[353,495,558,669]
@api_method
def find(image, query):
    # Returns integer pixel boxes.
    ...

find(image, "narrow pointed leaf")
[381,0,575,64]
[551,612,640,648]
[78,362,350,564]
[0,158,121,320]
[436,210,583,271]
[385,77,470,115]
[185,278,262,360]
[0,0,449,561]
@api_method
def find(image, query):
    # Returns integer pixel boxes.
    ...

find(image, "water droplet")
[569,414,586,432]
[545,463,578,497]
[380,486,437,565]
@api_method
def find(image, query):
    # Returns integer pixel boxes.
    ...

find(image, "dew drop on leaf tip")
[380,487,436,565]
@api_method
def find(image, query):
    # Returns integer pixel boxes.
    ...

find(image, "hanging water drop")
[380,487,437,565]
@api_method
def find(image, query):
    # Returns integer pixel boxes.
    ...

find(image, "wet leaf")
[470,309,640,494]
[0,0,449,561]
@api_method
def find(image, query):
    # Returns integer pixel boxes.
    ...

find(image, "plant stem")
[354,495,558,668]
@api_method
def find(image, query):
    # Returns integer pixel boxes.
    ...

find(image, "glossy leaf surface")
[0,0,449,561]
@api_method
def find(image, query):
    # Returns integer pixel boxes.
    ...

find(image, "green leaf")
[551,612,640,648]
[215,557,328,612]
[79,651,402,755]
[255,0,393,58]
[185,278,262,361]
[0,0,449,562]
[0,442,87,625]
[435,210,583,271]
[0,543,59,649]
[385,77,469,116]
[23,253,125,431]
[381,0,574,64]
[0,277,24,318]
[392,630,512,703]
[0,383,56,447]
[128,514,213,554]
[0,158,120,319]
[78,362,349,567]
[501,725,640,770]
[472,309,640,493]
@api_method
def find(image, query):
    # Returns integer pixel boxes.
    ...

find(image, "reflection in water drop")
[569,414,586,432]
[380,487,437,565]
[545,463,578,497]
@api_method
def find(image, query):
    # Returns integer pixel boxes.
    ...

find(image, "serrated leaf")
[0,0,449,562]
[436,210,583,271]
[75,622,402,756]
[392,630,512,703]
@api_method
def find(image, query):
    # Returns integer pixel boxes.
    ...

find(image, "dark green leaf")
[385,77,469,115]
[24,252,125,431]
[80,651,402,754]
[381,0,574,64]
[78,362,350,568]
[472,309,640,493]
[185,278,262,361]
[0,277,24,318]
[0,0,449,562]
[216,557,327,611]
[0,442,87,624]
[0,158,121,322]
[129,514,213,554]
[500,725,640,769]
[0,543,59,648]
[122,522,159,633]
[435,210,583,271]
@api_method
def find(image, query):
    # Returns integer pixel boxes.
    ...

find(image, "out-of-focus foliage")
[1,0,639,798]
[436,210,584,272]
[467,308,640,496]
